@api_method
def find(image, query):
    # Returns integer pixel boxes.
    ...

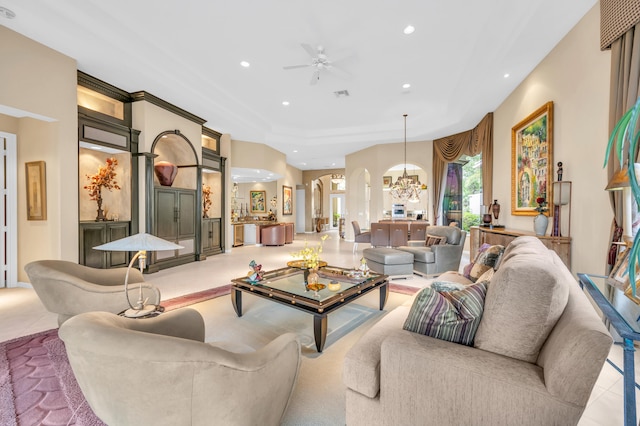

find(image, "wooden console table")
[469,226,571,268]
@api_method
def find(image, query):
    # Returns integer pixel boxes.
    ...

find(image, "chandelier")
[390,114,422,203]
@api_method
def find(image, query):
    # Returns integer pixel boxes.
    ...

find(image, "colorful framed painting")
[26,161,47,220]
[383,176,392,188]
[250,190,266,213]
[511,102,553,216]
[283,185,292,215]
[607,248,631,291]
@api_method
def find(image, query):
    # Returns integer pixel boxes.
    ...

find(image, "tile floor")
[0,230,636,425]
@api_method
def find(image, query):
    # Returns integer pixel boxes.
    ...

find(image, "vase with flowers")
[84,158,121,221]
[290,235,329,287]
[533,196,549,236]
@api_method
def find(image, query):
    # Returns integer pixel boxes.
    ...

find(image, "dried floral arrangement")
[203,184,212,218]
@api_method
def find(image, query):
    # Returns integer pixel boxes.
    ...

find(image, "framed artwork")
[607,248,631,291]
[408,175,419,184]
[383,176,392,188]
[283,185,292,215]
[511,101,553,216]
[250,190,266,213]
[26,161,47,220]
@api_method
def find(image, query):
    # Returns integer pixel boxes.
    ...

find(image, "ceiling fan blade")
[310,70,320,85]
[283,64,310,70]
[301,43,317,58]
[327,64,351,79]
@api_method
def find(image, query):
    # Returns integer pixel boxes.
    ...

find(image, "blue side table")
[578,273,639,426]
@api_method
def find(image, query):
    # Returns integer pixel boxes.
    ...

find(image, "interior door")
[330,194,345,230]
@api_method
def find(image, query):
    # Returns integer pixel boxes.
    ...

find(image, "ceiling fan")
[283,44,349,85]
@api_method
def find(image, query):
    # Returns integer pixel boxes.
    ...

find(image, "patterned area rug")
[0,283,417,425]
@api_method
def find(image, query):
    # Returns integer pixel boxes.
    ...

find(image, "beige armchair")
[59,309,301,426]
[24,260,160,325]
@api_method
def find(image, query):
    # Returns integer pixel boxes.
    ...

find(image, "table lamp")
[94,233,183,317]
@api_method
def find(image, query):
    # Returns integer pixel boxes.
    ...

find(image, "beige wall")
[0,26,78,283]
[345,141,433,239]
[492,4,610,276]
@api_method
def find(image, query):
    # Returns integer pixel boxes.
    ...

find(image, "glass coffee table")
[231,265,389,352]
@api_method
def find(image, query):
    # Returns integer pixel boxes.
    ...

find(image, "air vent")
[334,90,350,98]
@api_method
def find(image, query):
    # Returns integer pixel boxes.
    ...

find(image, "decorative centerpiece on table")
[533,196,549,236]
[289,235,329,287]
[202,184,212,218]
[246,260,264,283]
[84,157,120,222]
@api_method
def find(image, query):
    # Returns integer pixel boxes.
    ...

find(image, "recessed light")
[282,101,290,106]
[293,150,298,153]
[403,25,415,35]
[240,61,250,68]
[301,162,307,166]
[402,83,411,89]
[504,73,510,78]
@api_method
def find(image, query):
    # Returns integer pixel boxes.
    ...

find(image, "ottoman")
[363,247,414,278]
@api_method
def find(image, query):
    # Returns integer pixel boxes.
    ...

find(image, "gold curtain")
[432,113,493,224]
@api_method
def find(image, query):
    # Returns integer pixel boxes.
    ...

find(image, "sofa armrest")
[343,305,412,397]
[125,308,206,342]
[376,332,570,425]
[430,243,464,271]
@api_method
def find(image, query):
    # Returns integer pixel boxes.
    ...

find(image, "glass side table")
[577,273,639,426]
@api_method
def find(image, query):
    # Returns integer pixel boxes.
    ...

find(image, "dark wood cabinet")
[79,221,130,268]
[202,217,222,255]
[152,188,197,268]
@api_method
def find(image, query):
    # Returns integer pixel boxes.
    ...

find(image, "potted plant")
[604,96,640,295]
[84,157,121,221]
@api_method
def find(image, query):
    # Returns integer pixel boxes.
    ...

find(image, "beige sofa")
[343,237,612,426]
[59,308,301,426]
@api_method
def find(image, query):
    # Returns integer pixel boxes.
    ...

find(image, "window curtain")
[605,20,640,272]
[432,113,493,224]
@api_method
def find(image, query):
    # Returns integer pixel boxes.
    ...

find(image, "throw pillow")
[403,281,488,346]
[475,267,494,283]
[468,244,505,282]
[431,280,466,292]
[425,234,447,247]
[463,243,491,279]
[474,238,569,363]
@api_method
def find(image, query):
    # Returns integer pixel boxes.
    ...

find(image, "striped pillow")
[425,234,447,247]
[403,281,488,346]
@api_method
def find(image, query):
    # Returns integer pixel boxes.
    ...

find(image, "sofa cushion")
[425,234,447,247]
[463,243,490,279]
[403,281,488,346]
[474,237,569,363]
[468,244,504,282]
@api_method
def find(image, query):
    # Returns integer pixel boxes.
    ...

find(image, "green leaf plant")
[604,98,640,296]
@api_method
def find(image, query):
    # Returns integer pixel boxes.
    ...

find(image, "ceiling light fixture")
[504,73,510,78]
[282,101,290,106]
[402,83,411,89]
[390,114,422,203]
[0,7,16,19]
[240,61,250,67]
[403,25,415,35]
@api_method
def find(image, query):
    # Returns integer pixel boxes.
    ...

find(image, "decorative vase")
[534,214,548,236]
[491,199,500,223]
[95,191,106,221]
[154,161,178,186]
[307,267,319,285]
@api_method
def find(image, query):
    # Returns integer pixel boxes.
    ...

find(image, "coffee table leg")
[231,288,243,317]
[314,315,327,352]
[379,282,389,310]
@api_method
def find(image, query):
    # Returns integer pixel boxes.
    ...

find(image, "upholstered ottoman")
[363,247,413,278]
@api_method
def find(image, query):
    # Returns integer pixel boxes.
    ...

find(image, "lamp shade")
[94,232,183,251]
[605,163,640,191]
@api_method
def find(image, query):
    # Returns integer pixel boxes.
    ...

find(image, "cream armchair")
[24,260,160,325]
[59,309,301,426]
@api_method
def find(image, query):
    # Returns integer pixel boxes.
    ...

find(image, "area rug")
[0,283,417,425]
